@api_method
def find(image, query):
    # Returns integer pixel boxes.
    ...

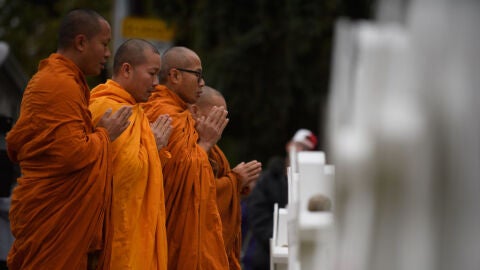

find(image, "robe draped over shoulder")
[6,53,113,270]
[89,80,168,270]
[142,85,228,270]
[209,145,243,270]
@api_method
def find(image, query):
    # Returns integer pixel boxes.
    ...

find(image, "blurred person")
[189,85,262,270]
[0,196,12,270]
[246,129,318,270]
[89,38,172,270]
[0,116,16,270]
[240,195,257,270]
[0,158,15,270]
[142,46,229,269]
[5,8,132,270]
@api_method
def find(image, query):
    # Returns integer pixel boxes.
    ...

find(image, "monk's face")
[84,19,111,76]
[129,49,161,103]
[177,54,205,104]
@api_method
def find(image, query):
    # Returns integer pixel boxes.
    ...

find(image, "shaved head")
[190,85,227,119]
[159,46,197,83]
[197,86,224,108]
[113,39,159,75]
[58,9,106,49]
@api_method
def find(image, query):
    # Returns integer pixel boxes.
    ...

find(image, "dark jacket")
[246,156,288,270]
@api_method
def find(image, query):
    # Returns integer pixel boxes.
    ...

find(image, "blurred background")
[3,1,480,270]
[0,0,376,166]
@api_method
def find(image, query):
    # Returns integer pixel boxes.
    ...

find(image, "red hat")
[292,129,318,150]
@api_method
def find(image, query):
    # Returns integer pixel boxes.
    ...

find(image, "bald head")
[159,46,197,83]
[113,39,160,75]
[58,9,106,50]
[190,86,227,119]
[196,86,224,108]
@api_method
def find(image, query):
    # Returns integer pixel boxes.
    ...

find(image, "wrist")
[198,140,213,152]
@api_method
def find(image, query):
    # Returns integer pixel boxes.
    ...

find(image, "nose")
[105,47,111,58]
[199,77,205,87]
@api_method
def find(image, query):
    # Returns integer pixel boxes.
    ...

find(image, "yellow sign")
[122,17,175,41]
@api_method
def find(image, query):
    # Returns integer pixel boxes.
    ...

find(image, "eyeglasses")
[175,68,204,83]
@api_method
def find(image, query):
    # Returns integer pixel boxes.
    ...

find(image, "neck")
[56,49,85,74]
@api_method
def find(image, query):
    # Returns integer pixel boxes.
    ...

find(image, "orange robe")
[89,80,168,270]
[209,145,243,270]
[142,85,228,270]
[5,53,113,270]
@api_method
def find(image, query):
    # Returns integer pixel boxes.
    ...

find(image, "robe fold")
[209,145,243,270]
[89,80,168,270]
[5,53,113,270]
[142,85,228,270]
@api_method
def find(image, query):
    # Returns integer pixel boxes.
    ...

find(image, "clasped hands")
[96,106,173,150]
[232,160,262,192]
[150,114,173,150]
[96,106,132,142]
[196,106,229,152]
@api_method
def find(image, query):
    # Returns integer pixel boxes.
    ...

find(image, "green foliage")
[2,0,374,165]
[0,0,112,85]
[151,0,374,164]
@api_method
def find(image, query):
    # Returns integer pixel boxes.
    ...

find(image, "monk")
[5,8,132,270]
[189,86,262,270]
[142,46,229,269]
[89,38,172,270]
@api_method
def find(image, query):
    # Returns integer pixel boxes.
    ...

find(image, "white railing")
[270,150,335,270]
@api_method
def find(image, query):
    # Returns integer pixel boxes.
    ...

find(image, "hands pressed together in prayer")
[150,114,173,150]
[97,106,133,142]
[196,106,229,151]
[232,160,262,192]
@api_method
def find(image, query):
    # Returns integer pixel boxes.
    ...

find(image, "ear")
[74,34,88,52]
[120,63,132,78]
[189,104,200,119]
[169,69,181,84]
[286,141,294,153]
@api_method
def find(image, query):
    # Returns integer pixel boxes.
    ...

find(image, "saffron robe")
[209,145,243,270]
[142,85,228,270]
[89,80,168,270]
[5,53,113,270]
